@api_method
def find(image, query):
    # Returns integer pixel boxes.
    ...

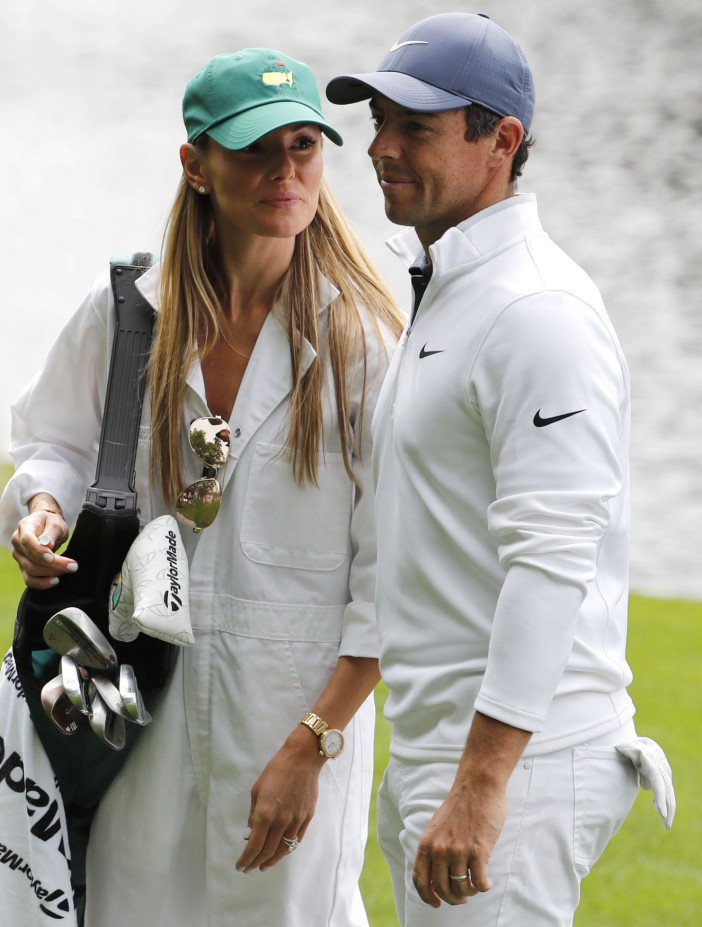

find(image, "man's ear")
[490,117,524,166]
[180,143,208,193]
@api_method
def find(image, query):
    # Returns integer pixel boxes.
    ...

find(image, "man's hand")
[412,773,505,906]
[412,712,532,907]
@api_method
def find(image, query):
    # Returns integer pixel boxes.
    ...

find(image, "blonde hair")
[149,165,403,504]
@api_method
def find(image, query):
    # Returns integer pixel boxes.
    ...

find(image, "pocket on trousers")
[573,745,638,877]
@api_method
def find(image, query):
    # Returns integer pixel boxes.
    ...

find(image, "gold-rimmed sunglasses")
[176,416,231,532]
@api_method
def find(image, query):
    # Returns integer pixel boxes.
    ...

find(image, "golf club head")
[92,673,134,722]
[44,607,118,675]
[40,674,86,735]
[118,664,152,726]
[60,654,91,714]
[87,682,127,751]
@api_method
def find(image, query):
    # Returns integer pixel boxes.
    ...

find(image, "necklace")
[220,327,253,359]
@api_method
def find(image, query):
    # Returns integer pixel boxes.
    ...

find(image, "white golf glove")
[109,515,194,646]
[616,736,676,829]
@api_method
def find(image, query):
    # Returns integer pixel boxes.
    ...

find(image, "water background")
[1,0,700,598]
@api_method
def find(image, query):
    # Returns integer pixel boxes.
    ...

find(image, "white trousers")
[377,722,639,927]
[84,637,374,927]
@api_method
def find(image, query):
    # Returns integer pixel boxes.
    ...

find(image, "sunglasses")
[176,416,231,532]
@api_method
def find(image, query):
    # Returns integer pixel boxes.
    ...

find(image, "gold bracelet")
[29,500,61,516]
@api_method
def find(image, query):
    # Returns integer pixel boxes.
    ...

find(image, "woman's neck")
[216,230,295,321]
[198,229,296,420]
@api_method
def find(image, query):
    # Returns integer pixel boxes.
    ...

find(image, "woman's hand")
[234,657,379,874]
[235,726,324,873]
[11,495,75,589]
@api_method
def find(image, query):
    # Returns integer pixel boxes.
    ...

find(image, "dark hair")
[464,104,534,184]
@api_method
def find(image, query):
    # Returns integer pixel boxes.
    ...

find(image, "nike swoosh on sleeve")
[533,409,586,427]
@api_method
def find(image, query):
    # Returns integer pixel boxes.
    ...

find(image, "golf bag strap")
[86,253,155,511]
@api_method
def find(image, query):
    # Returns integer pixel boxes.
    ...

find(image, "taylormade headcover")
[616,736,676,829]
[109,515,194,646]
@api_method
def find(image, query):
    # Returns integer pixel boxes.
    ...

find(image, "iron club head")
[87,682,127,751]
[118,664,152,726]
[40,674,86,735]
[60,654,91,714]
[44,607,118,674]
[92,673,136,723]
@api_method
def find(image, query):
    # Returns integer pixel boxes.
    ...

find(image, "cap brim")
[326,71,469,112]
[206,100,342,149]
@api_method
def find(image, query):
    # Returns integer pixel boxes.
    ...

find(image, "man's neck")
[415,187,517,253]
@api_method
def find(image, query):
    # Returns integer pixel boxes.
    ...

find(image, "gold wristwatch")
[299,712,344,759]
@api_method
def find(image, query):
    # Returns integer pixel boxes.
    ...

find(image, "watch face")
[321,729,344,758]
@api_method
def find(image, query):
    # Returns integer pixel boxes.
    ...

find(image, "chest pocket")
[241,442,353,571]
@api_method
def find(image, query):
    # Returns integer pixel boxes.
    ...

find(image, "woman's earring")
[198,185,206,194]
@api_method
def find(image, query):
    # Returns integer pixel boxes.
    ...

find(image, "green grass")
[1,464,699,925]
[1,463,23,643]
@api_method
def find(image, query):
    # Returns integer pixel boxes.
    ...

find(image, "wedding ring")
[282,836,299,853]
[449,872,469,882]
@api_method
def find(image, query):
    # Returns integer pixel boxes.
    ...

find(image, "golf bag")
[11,253,177,921]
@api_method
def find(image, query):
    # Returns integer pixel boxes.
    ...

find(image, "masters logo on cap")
[183,48,343,150]
[262,63,294,88]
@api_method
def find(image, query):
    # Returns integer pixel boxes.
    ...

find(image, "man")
[327,12,674,926]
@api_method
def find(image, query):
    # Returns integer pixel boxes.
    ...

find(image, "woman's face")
[197,124,324,243]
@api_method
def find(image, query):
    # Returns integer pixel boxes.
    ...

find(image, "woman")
[0,48,404,926]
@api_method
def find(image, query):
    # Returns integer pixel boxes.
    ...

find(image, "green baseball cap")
[183,49,343,149]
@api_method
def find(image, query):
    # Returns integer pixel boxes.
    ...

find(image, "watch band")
[299,711,328,737]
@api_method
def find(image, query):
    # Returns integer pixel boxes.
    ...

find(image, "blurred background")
[1,4,700,925]
[2,0,700,598]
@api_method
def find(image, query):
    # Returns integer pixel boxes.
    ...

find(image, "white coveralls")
[372,195,641,926]
[0,264,391,927]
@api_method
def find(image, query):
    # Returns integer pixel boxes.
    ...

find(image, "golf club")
[87,682,127,751]
[60,654,91,714]
[92,673,140,723]
[43,607,118,674]
[40,674,86,735]
[118,664,152,726]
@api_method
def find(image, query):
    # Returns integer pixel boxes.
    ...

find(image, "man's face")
[367,95,503,249]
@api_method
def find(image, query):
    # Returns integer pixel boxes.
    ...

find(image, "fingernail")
[66,562,78,573]
[49,578,59,587]
[42,553,55,564]
[38,534,51,546]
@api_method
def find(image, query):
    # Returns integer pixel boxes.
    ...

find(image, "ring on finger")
[282,836,299,853]
[449,872,469,883]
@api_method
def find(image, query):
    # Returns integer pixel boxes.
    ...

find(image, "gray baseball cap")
[326,12,535,133]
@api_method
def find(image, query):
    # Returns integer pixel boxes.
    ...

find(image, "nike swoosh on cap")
[389,40,429,52]
[533,409,587,427]
[419,344,444,359]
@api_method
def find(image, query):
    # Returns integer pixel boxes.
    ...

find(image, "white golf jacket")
[373,194,636,762]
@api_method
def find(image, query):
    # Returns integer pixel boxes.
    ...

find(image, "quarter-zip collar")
[386,193,543,277]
